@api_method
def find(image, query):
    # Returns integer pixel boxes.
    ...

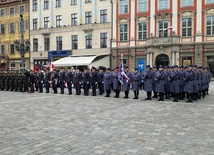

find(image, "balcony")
[146,36,180,46]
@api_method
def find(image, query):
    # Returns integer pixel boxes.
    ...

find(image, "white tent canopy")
[52,54,110,68]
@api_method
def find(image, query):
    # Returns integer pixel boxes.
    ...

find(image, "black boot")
[148,92,152,100]
[133,91,137,99]
[158,93,162,101]
[198,91,201,99]
[145,92,150,100]
[124,91,128,99]
[173,93,178,102]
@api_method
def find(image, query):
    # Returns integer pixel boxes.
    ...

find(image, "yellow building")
[0,0,29,71]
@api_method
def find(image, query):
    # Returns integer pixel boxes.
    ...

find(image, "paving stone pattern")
[0,83,214,155]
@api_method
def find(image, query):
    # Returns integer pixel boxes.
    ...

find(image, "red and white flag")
[49,61,55,71]
[1,59,4,63]
[164,26,173,31]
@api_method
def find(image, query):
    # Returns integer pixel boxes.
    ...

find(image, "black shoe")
[145,97,150,100]
[124,96,128,99]
[158,99,162,101]
[68,93,72,95]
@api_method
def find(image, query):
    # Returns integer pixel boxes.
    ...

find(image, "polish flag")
[49,61,55,71]
[1,59,4,63]
[164,26,173,31]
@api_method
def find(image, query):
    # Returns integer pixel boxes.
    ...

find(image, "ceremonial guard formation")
[0,64,211,103]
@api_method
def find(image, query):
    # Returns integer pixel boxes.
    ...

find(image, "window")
[56,0,61,7]
[56,15,62,27]
[182,18,192,37]
[138,0,148,12]
[100,10,107,23]
[159,0,169,9]
[10,23,15,33]
[0,24,5,34]
[44,38,50,51]
[10,44,15,54]
[0,9,5,16]
[138,22,147,40]
[33,38,38,52]
[10,63,16,71]
[100,33,107,48]
[85,12,92,24]
[1,45,5,54]
[85,0,92,2]
[56,36,62,50]
[119,0,128,14]
[85,35,92,49]
[44,0,49,9]
[71,0,77,5]
[71,14,77,26]
[207,16,214,35]
[33,0,37,11]
[33,19,38,30]
[20,5,24,14]
[119,24,128,41]
[19,63,25,69]
[181,0,193,6]
[159,20,168,37]
[207,0,214,4]
[71,35,78,49]
[44,17,49,28]
[10,7,15,15]
[19,21,25,32]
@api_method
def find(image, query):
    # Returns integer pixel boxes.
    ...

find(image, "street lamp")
[14,0,30,72]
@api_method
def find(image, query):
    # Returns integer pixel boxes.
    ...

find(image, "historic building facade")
[111,0,214,72]
[30,0,111,69]
[0,0,30,70]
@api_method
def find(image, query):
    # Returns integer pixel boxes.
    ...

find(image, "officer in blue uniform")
[154,65,166,101]
[66,67,73,95]
[75,68,82,95]
[168,65,180,102]
[142,65,154,100]
[193,65,199,100]
[112,67,121,98]
[82,68,90,96]
[178,66,185,100]
[104,68,112,97]
[132,68,141,99]
[98,67,104,95]
[44,69,51,93]
[123,66,132,99]
[152,66,158,98]
[164,66,171,99]
[90,67,98,96]
[38,69,44,93]
[59,67,66,94]
[183,64,195,103]
[52,69,58,94]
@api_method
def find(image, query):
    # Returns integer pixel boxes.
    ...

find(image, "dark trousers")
[83,83,89,95]
[52,83,57,93]
[45,82,50,93]
[67,82,72,94]
[75,82,81,95]
[60,81,64,94]
[30,82,34,93]
[38,82,43,93]
[34,82,38,91]
[91,82,97,96]
[98,82,104,94]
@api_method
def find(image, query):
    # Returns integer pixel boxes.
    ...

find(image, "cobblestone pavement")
[0,83,214,155]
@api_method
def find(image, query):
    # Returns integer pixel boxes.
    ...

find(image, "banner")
[138,59,145,72]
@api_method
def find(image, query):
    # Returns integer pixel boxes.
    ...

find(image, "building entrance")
[155,54,169,67]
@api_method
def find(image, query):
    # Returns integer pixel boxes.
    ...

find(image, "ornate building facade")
[30,0,111,69]
[0,0,30,70]
[111,0,214,72]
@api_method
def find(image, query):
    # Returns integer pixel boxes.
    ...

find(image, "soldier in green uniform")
[4,71,9,91]
[0,71,3,90]
[13,71,19,92]
[18,71,23,92]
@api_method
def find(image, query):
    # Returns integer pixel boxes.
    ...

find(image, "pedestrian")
[123,66,132,99]
[44,69,51,93]
[82,67,90,96]
[66,67,73,95]
[112,67,121,98]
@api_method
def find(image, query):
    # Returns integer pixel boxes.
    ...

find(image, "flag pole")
[120,54,123,94]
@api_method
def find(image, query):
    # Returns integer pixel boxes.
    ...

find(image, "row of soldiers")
[0,64,211,103]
